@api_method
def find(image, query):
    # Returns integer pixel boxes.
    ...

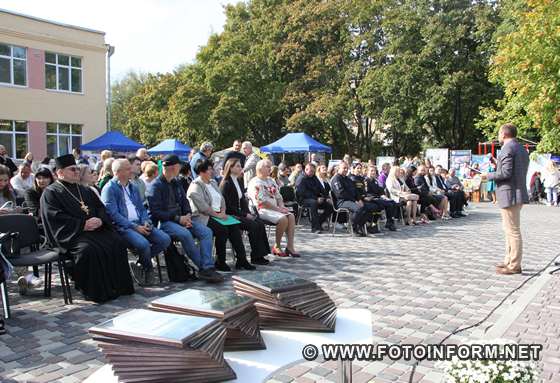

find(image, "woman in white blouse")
[187,159,254,272]
[247,159,299,257]
[386,165,419,225]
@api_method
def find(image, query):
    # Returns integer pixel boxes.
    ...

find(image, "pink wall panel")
[28,121,47,159]
[27,48,45,90]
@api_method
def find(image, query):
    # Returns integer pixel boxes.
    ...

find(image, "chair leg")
[155,254,163,284]
[296,207,303,225]
[44,262,52,298]
[1,282,10,319]
[332,212,339,236]
[58,260,72,305]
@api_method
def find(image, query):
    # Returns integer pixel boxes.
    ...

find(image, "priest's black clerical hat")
[55,154,77,170]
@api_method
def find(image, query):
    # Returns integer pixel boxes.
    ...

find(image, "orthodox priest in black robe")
[40,154,134,303]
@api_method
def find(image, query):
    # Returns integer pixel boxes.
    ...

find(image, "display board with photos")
[149,289,266,351]
[88,309,236,382]
[450,150,472,171]
[232,271,337,332]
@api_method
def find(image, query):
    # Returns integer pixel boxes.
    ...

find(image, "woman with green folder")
[187,159,255,272]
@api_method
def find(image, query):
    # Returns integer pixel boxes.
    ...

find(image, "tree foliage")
[478,0,560,152]
[111,0,501,158]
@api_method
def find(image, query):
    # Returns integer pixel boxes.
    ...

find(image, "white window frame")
[46,123,83,157]
[0,43,27,87]
[45,52,83,94]
[0,120,28,160]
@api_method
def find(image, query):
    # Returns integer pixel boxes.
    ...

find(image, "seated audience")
[95,150,113,173]
[24,168,54,218]
[445,168,468,210]
[420,165,450,219]
[188,159,255,271]
[146,155,223,283]
[40,154,134,303]
[434,166,465,217]
[413,165,445,219]
[190,142,213,178]
[248,159,299,257]
[140,161,159,189]
[0,165,17,214]
[10,162,34,198]
[79,164,101,199]
[386,165,419,225]
[330,161,372,236]
[220,158,270,265]
[349,163,384,233]
[0,145,17,176]
[97,158,114,190]
[296,163,333,233]
[136,148,150,162]
[24,152,33,167]
[288,163,303,187]
[128,155,146,202]
[277,163,290,187]
[223,139,246,168]
[364,165,398,231]
[101,159,171,286]
[242,141,259,187]
[177,162,193,195]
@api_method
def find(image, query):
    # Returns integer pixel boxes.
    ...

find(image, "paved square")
[1,203,558,382]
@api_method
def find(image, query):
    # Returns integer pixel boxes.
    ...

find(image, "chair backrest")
[279,186,296,203]
[0,214,41,254]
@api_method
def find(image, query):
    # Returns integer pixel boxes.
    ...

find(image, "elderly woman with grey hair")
[247,159,300,258]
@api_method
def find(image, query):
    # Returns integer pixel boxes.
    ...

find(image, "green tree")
[478,0,560,152]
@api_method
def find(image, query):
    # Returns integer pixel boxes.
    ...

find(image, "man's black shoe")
[385,224,397,232]
[214,262,232,273]
[199,268,224,283]
[236,261,256,270]
[367,225,380,234]
[251,258,270,265]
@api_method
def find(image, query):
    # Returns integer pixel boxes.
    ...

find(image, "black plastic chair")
[0,214,72,317]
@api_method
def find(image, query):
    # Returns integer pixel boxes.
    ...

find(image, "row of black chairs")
[0,214,73,319]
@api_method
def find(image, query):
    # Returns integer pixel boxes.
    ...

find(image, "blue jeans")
[545,187,558,205]
[121,227,171,270]
[159,220,214,270]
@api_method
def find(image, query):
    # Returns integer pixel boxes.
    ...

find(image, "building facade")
[0,8,108,161]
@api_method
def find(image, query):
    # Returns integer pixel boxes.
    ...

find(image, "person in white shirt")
[542,160,560,206]
[10,162,34,198]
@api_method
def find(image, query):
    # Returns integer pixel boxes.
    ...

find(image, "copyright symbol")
[302,344,319,361]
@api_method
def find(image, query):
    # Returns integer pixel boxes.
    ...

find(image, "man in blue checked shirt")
[101,159,171,286]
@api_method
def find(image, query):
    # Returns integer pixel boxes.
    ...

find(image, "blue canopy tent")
[147,139,192,156]
[80,131,143,152]
[260,133,332,154]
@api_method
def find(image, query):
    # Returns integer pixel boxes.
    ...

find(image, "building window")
[0,43,27,86]
[45,52,82,93]
[46,123,82,157]
[0,120,28,159]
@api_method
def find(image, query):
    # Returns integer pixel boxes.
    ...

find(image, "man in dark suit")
[484,123,529,275]
[296,163,333,233]
[222,139,246,168]
[331,161,373,236]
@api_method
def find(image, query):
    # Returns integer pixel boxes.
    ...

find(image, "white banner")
[425,148,449,168]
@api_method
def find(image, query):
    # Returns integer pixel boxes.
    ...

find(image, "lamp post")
[106,44,115,132]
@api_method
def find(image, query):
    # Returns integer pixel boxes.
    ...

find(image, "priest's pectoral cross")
[80,201,90,215]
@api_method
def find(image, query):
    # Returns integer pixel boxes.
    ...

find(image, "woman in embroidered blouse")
[247,159,299,257]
